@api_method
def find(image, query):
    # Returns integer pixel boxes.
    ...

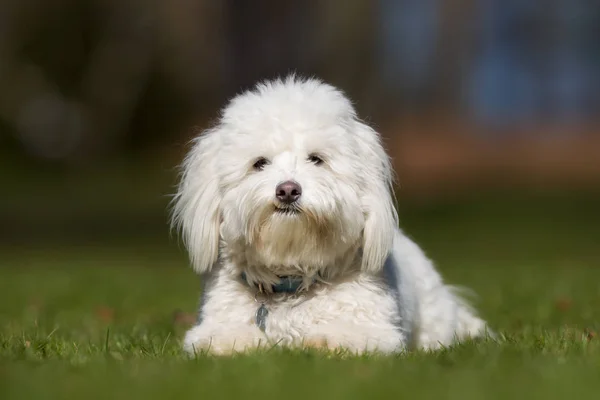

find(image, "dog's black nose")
[276,181,302,204]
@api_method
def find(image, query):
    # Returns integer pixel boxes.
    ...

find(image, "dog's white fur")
[173,76,489,355]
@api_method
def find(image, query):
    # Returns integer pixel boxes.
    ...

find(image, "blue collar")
[240,272,309,293]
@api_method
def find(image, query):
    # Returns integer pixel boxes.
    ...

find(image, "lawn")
[1,192,599,399]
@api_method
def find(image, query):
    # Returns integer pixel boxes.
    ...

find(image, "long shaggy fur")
[172,76,490,354]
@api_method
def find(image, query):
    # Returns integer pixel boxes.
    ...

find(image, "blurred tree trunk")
[225,0,314,93]
[313,0,377,118]
[223,0,376,118]
[158,0,228,128]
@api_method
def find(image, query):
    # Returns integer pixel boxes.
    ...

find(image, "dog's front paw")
[301,336,342,352]
[183,324,268,355]
[300,326,406,354]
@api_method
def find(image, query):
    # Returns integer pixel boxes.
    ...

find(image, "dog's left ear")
[353,120,398,273]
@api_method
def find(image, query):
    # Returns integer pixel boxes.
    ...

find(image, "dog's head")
[172,77,397,277]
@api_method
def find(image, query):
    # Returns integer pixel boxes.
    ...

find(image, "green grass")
[1,193,600,399]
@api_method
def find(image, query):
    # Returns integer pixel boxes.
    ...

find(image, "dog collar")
[240,272,309,293]
[240,272,318,332]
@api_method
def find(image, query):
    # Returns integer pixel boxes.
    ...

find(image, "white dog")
[172,76,489,355]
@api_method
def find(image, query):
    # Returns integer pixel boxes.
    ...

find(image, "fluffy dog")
[172,76,489,355]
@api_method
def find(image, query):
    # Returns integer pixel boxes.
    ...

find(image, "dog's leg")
[391,231,488,350]
[275,277,407,354]
[183,268,268,355]
[183,323,267,355]
[299,322,404,354]
[415,285,487,350]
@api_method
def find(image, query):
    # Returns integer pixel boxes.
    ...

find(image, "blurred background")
[2,3,600,392]
[1,0,599,248]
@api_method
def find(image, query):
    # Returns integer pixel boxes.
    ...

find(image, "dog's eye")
[308,154,324,165]
[252,157,270,171]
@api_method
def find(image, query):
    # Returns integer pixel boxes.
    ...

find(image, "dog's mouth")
[274,206,301,216]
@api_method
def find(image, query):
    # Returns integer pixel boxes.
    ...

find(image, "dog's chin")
[239,203,361,274]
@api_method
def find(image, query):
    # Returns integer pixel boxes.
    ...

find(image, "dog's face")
[218,115,368,274]
[173,77,398,277]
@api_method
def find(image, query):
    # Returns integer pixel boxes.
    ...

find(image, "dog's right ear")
[171,127,222,274]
